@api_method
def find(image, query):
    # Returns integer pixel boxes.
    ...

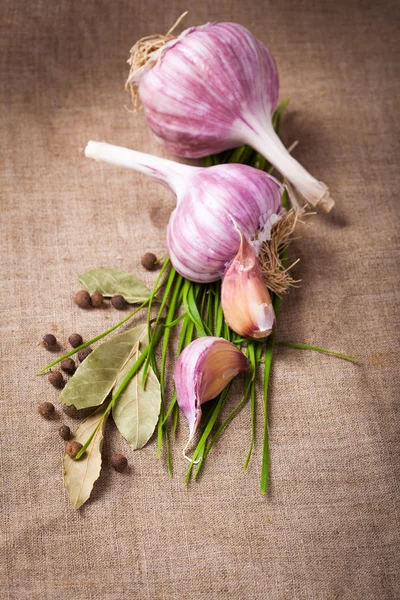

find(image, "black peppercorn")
[38,402,55,419]
[111,453,128,472]
[58,425,71,440]
[91,292,104,307]
[111,295,127,310]
[77,347,93,362]
[141,252,157,271]
[74,290,91,308]
[42,334,57,349]
[60,358,76,375]
[65,440,83,459]
[48,370,65,389]
[68,333,83,348]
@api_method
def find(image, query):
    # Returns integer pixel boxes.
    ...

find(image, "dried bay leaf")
[78,268,151,304]
[60,325,147,409]
[112,345,161,449]
[63,406,108,509]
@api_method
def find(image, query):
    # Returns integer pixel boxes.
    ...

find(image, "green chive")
[274,342,358,362]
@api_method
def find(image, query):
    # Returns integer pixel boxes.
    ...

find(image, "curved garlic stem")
[85,141,196,197]
[242,122,335,212]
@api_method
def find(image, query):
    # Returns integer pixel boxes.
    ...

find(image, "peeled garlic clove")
[221,230,275,339]
[174,337,248,444]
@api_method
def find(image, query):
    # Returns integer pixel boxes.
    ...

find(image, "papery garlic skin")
[135,23,278,158]
[221,229,275,339]
[132,22,334,212]
[85,141,283,283]
[174,337,248,443]
[167,163,283,282]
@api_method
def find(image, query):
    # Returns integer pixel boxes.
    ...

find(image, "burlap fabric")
[1,1,399,598]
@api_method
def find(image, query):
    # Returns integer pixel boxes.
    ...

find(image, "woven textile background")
[1,1,399,598]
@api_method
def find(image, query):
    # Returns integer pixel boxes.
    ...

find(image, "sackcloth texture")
[0,1,399,599]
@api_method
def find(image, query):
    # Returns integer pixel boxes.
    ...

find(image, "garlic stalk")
[85,141,284,283]
[221,228,275,339]
[128,22,334,212]
[174,337,248,445]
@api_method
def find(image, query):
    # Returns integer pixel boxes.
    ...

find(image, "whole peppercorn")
[68,333,83,348]
[48,370,65,389]
[58,425,71,440]
[77,347,93,362]
[38,402,55,419]
[111,453,128,472]
[42,334,57,349]
[60,357,76,375]
[65,440,83,459]
[141,252,157,271]
[63,405,80,419]
[74,290,91,308]
[91,292,104,307]
[111,295,127,310]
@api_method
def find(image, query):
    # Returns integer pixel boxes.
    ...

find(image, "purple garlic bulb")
[129,22,334,212]
[85,141,284,283]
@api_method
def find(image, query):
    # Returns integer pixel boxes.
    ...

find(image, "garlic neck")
[85,141,196,197]
[239,119,335,212]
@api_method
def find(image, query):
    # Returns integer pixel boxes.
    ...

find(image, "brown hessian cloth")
[0,1,399,598]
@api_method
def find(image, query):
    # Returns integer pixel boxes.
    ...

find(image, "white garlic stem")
[241,121,335,212]
[85,141,195,198]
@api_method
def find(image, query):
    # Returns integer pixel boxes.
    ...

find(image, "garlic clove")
[174,337,248,445]
[221,229,275,339]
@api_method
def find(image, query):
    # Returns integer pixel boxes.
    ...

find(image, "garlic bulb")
[85,141,283,283]
[129,22,334,212]
[174,337,248,444]
[222,228,275,338]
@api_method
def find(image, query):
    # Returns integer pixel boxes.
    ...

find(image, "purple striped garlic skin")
[174,337,249,444]
[137,23,278,158]
[167,163,283,282]
[85,142,284,283]
[132,22,334,212]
